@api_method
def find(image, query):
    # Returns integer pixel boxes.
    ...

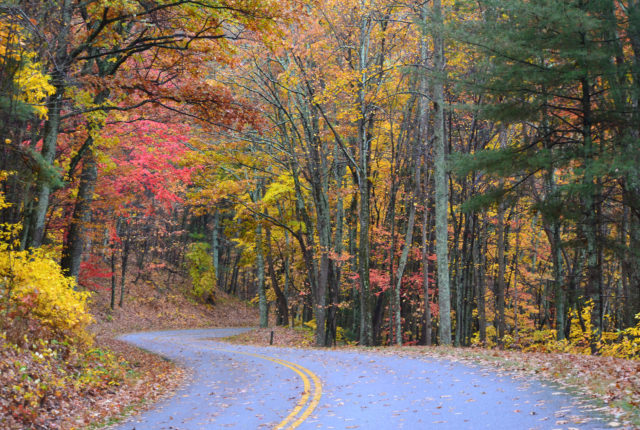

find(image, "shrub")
[597,313,640,360]
[184,242,216,304]
[0,236,92,344]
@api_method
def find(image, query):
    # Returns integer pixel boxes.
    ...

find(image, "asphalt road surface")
[112,328,608,430]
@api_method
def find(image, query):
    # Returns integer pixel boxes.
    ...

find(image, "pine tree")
[454,0,624,338]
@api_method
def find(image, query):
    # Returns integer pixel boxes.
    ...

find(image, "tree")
[431,0,452,345]
[0,0,279,253]
[454,0,640,341]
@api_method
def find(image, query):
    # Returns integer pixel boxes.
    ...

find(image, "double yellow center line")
[212,348,322,429]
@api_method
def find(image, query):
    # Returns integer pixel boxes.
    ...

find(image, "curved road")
[113,329,606,430]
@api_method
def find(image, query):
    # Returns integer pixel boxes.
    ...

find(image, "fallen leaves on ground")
[89,273,259,338]
[63,337,188,429]
[221,326,312,347]
[0,333,186,430]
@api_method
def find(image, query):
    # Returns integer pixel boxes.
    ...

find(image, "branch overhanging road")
[113,329,607,430]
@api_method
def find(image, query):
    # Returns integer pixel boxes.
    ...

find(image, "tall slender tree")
[432,0,452,345]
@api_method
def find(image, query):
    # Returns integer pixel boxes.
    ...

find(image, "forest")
[5,0,640,426]
[2,0,640,408]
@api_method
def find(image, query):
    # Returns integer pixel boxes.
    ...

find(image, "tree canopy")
[2,0,640,358]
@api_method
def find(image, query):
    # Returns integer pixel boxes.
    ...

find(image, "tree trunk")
[432,0,451,345]
[26,89,63,248]
[348,194,360,337]
[326,155,346,346]
[211,210,220,288]
[421,198,432,346]
[25,0,72,248]
[493,126,510,343]
[110,243,116,310]
[119,222,129,308]
[418,8,432,346]
[61,153,97,278]
[256,222,268,328]
[266,225,289,326]
[393,197,416,346]
[496,198,507,343]
[358,180,372,345]
[356,14,374,346]
[387,174,398,346]
[581,72,603,346]
[393,156,420,345]
[513,214,521,342]
[475,216,487,345]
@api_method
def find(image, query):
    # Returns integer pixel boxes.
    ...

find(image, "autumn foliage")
[3,1,640,427]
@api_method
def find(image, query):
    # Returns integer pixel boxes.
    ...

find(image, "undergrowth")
[0,222,136,428]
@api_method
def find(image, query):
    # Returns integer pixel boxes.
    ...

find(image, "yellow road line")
[211,348,322,429]
[267,357,311,429]
[284,359,322,428]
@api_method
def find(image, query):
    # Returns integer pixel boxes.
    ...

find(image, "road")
[112,328,607,429]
